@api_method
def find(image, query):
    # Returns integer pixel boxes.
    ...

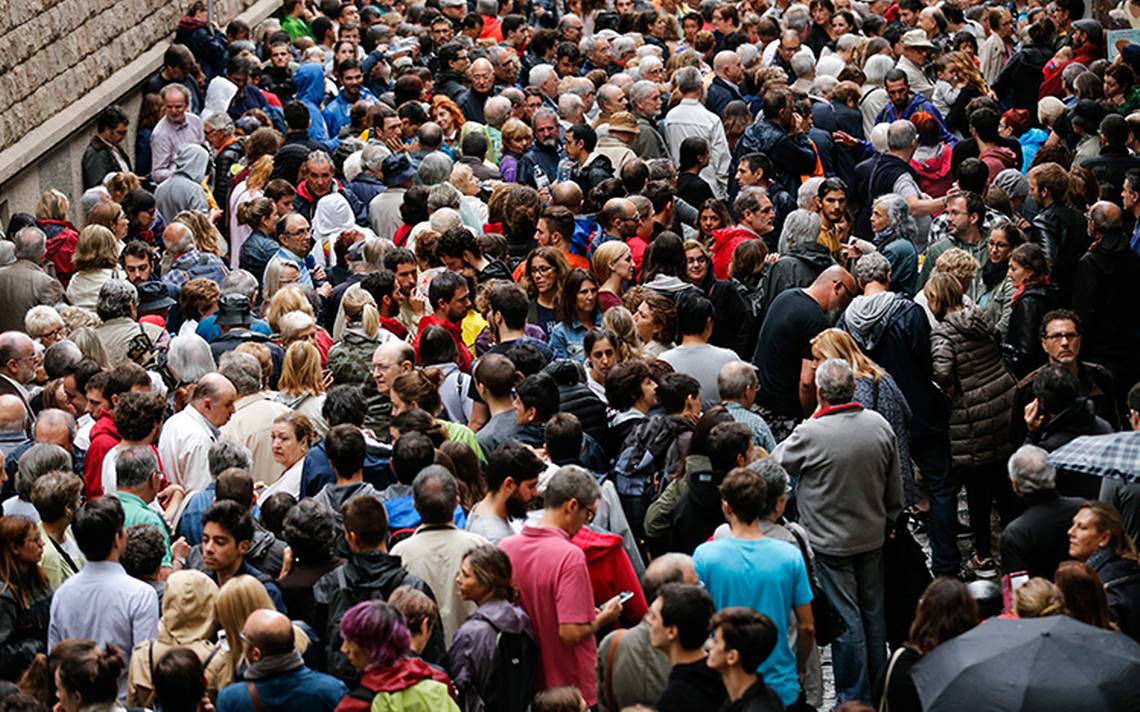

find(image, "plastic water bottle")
[534,166,551,191]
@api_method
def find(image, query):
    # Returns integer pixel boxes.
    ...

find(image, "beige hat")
[608,111,641,135]
[901,29,935,50]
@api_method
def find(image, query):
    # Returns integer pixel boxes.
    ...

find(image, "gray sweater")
[773,404,902,556]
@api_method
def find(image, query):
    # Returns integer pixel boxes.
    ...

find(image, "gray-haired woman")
[868,193,920,297]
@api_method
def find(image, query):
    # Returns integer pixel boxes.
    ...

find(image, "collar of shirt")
[521,524,572,541]
[187,404,221,439]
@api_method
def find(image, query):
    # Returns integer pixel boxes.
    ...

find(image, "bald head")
[1089,200,1123,237]
[162,222,195,256]
[643,552,696,601]
[35,409,76,450]
[807,265,857,314]
[242,609,295,656]
[0,395,27,433]
[0,332,36,384]
[714,51,743,84]
[192,373,237,428]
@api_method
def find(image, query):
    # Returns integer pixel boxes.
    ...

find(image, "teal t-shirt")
[694,535,813,706]
[114,491,172,567]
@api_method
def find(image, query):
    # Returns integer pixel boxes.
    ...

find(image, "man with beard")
[588,198,638,260]
[457,58,496,123]
[413,271,474,372]
[518,108,563,188]
[323,59,376,137]
[465,439,546,542]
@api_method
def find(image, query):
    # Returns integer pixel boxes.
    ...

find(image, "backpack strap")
[604,628,627,712]
[1104,572,1140,591]
[348,686,376,701]
[246,682,266,712]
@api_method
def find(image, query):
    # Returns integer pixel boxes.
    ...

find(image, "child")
[930,55,960,117]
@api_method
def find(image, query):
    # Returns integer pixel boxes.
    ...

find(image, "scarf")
[243,649,305,680]
[981,259,1008,290]
[872,227,894,248]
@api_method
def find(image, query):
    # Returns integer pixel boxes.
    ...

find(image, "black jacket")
[706,76,745,117]
[999,489,1083,580]
[1028,397,1114,499]
[570,154,615,195]
[733,118,817,198]
[436,70,467,100]
[81,136,131,190]
[1030,203,1087,304]
[669,466,727,555]
[213,138,245,222]
[1082,146,1140,207]
[260,66,296,103]
[457,88,490,123]
[719,679,785,712]
[655,658,727,712]
[1072,233,1140,374]
[1003,284,1057,379]
[697,272,755,359]
[1093,554,1140,642]
[759,243,834,318]
[992,43,1053,114]
[545,360,609,445]
[0,570,50,681]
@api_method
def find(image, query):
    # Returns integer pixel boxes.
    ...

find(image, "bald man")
[0,395,30,460]
[216,609,347,712]
[707,51,745,116]
[458,58,496,123]
[158,373,237,491]
[3,408,78,496]
[0,332,37,435]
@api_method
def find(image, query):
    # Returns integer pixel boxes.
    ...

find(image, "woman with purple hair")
[334,600,459,712]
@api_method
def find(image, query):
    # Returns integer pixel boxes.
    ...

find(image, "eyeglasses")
[531,265,555,276]
[577,499,596,524]
[1044,331,1079,341]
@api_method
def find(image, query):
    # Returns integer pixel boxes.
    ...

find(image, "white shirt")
[663,99,730,198]
[75,413,94,451]
[257,458,303,504]
[157,405,219,492]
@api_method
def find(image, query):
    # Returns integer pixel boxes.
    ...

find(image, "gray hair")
[533,107,558,127]
[476,0,497,15]
[1062,62,1087,92]
[305,149,334,169]
[747,458,790,518]
[836,34,860,52]
[484,96,512,128]
[611,36,635,59]
[222,269,258,298]
[412,464,459,524]
[115,445,159,490]
[872,193,919,243]
[95,279,138,321]
[35,408,77,443]
[579,35,605,54]
[218,351,264,396]
[163,222,196,256]
[863,55,895,87]
[784,4,811,31]
[869,123,890,153]
[427,183,461,211]
[853,252,891,287]
[642,552,696,603]
[204,111,236,135]
[733,186,768,216]
[797,177,825,210]
[717,361,758,401]
[674,66,704,95]
[529,64,556,87]
[629,80,659,106]
[429,207,463,233]
[417,151,453,186]
[1008,444,1056,494]
[209,439,252,479]
[597,84,624,110]
[167,334,216,383]
[13,227,46,261]
[815,358,855,404]
[543,464,601,508]
[16,443,71,501]
[361,143,387,174]
[814,75,838,98]
[558,93,584,120]
[636,57,663,80]
[781,209,822,251]
[24,306,64,338]
[790,52,815,79]
[42,341,82,380]
[887,120,917,151]
[160,83,191,104]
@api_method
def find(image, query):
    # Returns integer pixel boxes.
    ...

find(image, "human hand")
[1024,398,1046,432]
[597,595,624,626]
[279,546,294,579]
[158,484,186,508]
[410,291,429,316]
[311,265,328,282]
[317,282,334,298]
[172,537,190,562]
[833,131,858,147]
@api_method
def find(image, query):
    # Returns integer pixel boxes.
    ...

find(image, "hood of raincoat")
[202,77,238,123]
[312,193,356,245]
[294,62,326,106]
[158,569,219,645]
[174,143,211,182]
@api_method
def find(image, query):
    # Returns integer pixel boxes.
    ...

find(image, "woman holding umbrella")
[1068,501,1140,640]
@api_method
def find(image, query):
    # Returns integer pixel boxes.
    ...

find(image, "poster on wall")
[1107,29,1140,62]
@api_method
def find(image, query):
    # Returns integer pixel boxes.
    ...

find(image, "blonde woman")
[1013,577,1067,619]
[86,202,129,244]
[262,259,303,305]
[810,328,919,510]
[499,118,532,183]
[174,210,226,258]
[266,285,333,359]
[275,340,328,436]
[35,188,80,286]
[208,575,311,693]
[449,163,490,230]
[915,247,980,328]
[65,225,124,309]
[228,128,283,266]
[602,305,642,361]
[593,240,635,313]
[327,289,389,386]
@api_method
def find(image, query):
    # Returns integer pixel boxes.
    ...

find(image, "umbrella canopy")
[1045,431,1140,484]
[912,616,1140,712]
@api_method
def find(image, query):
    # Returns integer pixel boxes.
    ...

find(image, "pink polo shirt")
[500,525,598,705]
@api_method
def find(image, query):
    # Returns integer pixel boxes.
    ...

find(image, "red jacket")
[414,313,473,372]
[83,413,120,499]
[1040,42,1103,98]
[38,220,78,287]
[711,225,760,280]
[571,527,649,627]
[334,657,456,712]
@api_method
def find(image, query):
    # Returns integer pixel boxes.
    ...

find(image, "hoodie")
[643,274,702,301]
[313,481,383,525]
[711,225,761,280]
[175,16,227,80]
[334,656,457,712]
[842,292,905,352]
[293,63,337,150]
[572,527,649,626]
[447,599,534,712]
[911,143,954,197]
[155,144,210,222]
[979,145,1018,183]
[127,570,218,706]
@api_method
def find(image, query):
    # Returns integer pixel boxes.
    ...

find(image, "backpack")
[612,415,681,537]
[323,567,400,681]
[481,622,539,712]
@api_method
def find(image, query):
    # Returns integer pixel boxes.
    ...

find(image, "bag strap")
[1104,572,1140,590]
[878,646,907,712]
[246,681,266,712]
[48,536,79,576]
[604,628,627,712]
[788,525,816,581]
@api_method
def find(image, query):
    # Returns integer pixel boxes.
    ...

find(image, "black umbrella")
[911,616,1140,711]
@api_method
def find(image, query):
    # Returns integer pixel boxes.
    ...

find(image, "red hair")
[1002,108,1031,137]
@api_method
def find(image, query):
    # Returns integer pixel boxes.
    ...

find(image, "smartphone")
[617,591,635,605]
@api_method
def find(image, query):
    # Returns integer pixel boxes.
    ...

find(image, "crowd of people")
[3,0,1140,709]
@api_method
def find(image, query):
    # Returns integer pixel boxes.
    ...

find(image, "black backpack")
[481,623,539,712]
[322,567,397,681]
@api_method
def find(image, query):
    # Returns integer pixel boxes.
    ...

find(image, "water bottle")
[534,165,551,191]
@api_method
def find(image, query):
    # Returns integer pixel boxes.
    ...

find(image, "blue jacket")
[706,76,744,117]
[215,664,347,712]
[300,438,395,498]
[294,64,337,151]
[323,86,378,137]
[875,93,956,145]
[733,118,818,198]
[516,143,562,188]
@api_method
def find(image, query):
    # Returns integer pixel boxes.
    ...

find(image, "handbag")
[883,512,933,648]
[878,646,908,712]
[789,526,848,646]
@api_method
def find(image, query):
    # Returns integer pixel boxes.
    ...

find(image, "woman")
[257,413,317,502]
[209,575,311,691]
[65,225,123,310]
[1003,242,1055,378]
[499,118,532,183]
[1068,501,1140,639]
[418,325,474,425]
[976,221,1024,337]
[327,289,385,386]
[584,328,621,402]
[829,9,856,39]
[868,194,920,297]
[683,239,753,358]
[35,189,80,286]
[677,137,716,208]
[334,600,458,712]
[1013,577,1067,619]
[447,545,535,712]
[729,239,769,352]
[391,369,485,461]
[602,306,642,362]
[810,329,917,510]
[431,95,466,155]
[642,232,701,300]
[122,188,162,245]
[438,441,486,512]
[276,341,328,436]
[627,287,677,360]
[29,471,85,591]
[0,516,51,680]
[592,241,634,314]
[523,247,570,338]
[279,499,340,623]
[910,112,954,198]
[698,198,731,246]
[86,202,130,245]
[928,272,1018,577]
[388,585,438,658]
[549,268,602,362]
[1104,64,1140,115]
[860,54,895,136]
[875,578,978,712]
[945,51,990,138]
[603,359,658,462]
[126,570,219,707]
[25,306,66,350]
[237,197,279,284]
[1055,560,1116,631]
[993,16,1055,114]
[448,164,490,231]
[268,286,334,359]
[1000,108,1047,173]
[53,640,127,712]
[178,277,221,337]
[228,129,282,262]
[167,334,216,412]
[173,211,225,259]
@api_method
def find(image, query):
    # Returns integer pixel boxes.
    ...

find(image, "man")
[647,583,725,711]
[161,223,228,292]
[82,105,132,189]
[293,150,367,227]
[0,396,29,464]
[265,212,317,289]
[629,81,667,159]
[1000,444,1084,584]
[437,227,512,286]
[734,88,818,201]
[594,112,639,173]
[695,464,814,710]
[920,192,988,296]
[218,351,291,486]
[858,120,949,241]
[435,42,471,100]
[0,332,37,425]
[589,197,639,260]
[707,51,745,117]
[1029,161,1088,302]
[751,266,856,439]
[459,131,503,181]
[413,271,473,372]
[113,445,186,568]
[500,465,624,706]
[458,58,496,123]
[215,609,347,712]
[564,123,614,195]
[892,30,935,95]
[210,294,285,375]
[593,84,628,130]
[472,356,523,456]
[518,108,562,188]
[313,494,439,677]
[658,294,741,403]
[979,7,1015,86]
[49,497,159,696]
[1086,115,1140,210]
[774,359,900,704]
[150,84,205,184]
[200,499,286,610]
[176,440,252,545]
[580,35,615,75]
[875,70,952,144]
[1073,200,1140,390]
[143,44,201,113]
[530,63,561,113]
[814,178,851,260]
[345,143,388,210]
[718,362,777,453]
[665,67,730,198]
[1024,365,1114,498]
[0,228,63,334]
[81,363,151,498]
[369,339,416,432]
[391,466,490,642]
[323,58,376,137]
[369,154,418,241]
[158,372,237,491]
[534,206,590,270]
[707,607,785,712]
[310,422,386,518]
[711,188,777,282]
[204,113,242,221]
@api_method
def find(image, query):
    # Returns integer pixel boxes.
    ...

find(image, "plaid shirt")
[1046,431,1140,482]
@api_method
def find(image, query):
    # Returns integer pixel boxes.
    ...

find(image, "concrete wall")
[0,0,281,227]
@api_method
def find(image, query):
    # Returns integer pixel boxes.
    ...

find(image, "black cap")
[382,153,416,187]
[136,281,176,312]
[217,293,253,326]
